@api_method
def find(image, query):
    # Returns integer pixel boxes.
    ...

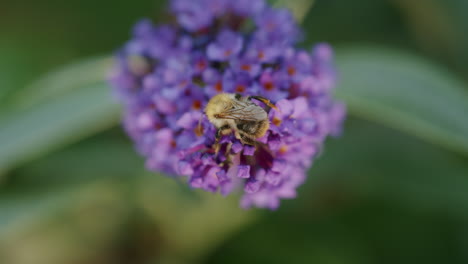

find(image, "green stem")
[274,0,315,23]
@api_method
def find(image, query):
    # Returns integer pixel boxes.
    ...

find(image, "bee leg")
[214,144,221,155]
[214,125,231,154]
[234,130,242,141]
[248,96,278,111]
[224,142,233,163]
[214,128,222,154]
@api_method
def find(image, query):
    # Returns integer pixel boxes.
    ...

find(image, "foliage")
[0,0,467,263]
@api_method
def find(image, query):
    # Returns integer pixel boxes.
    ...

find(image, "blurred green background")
[1,0,468,263]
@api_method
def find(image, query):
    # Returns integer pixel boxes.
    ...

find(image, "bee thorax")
[210,118,235,130]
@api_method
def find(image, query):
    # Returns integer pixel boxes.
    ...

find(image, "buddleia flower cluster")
[109,0,346,209]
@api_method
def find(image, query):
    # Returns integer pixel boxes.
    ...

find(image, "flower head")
[109,0,346,209]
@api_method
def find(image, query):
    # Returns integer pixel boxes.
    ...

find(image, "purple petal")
[243,145,256,156]
[231,142,243,154]
[237,165,251,178]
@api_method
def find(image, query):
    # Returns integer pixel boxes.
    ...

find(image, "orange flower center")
[192,100,202,110]
[264,82,274,91]
[273,117,282,126]
[279,145,288,155]
[235,85,246,93]
[215,81,223,92]
[241,64,251,71]
[196,60,207,70]
[258,51,265,60]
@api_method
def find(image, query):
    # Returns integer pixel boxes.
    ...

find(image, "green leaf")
[11,56,113,109]
[0,135,142,237]
[273,0,315,22]
[8,129,143,186]
[209,118,468,264]
[309,118,468,214]
[336,47,468,156]
[0,177,256,263]
[0,54,118,174]
[0,82,119,174]
[0,130,255,263]
[392,0,468,73]
[137,175,256,263]
[0,186,80,238]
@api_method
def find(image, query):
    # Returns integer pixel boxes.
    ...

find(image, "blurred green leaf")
[336,47,468,156]
[11,56,113,108]
[0,177,255,264]
[208,118,468,264]
[274,0,315,22]
[0,188,75,236]
[138,175,255,263]
[392,0,468,75]
[309,118,468,215]
[0,133,141,237]
[8,129,142,187]
[392,0,461,55]
[0,182,132,264]
[301,0,411,48]
[0,130,255,263]
[0,83,119,174]
[0,41,48,106]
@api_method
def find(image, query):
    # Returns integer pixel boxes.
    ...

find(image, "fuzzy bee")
[205,93,277,150]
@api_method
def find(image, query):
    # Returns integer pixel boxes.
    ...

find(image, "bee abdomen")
[240,133,256,145]
[236,121,258,134]
[236,119,269,138]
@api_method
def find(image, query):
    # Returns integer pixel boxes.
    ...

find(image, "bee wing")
[221,101,267,121]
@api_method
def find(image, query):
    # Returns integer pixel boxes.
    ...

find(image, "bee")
[205,93,277,151]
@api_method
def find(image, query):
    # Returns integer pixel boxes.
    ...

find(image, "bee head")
[205,93,235,120]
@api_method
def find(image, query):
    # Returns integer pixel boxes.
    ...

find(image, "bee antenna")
[249,96,278,110]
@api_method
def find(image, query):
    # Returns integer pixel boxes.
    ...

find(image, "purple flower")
[207,30,244,61]
[254,8,300,44]
[171,0,214,32]
[229,0,266,16]
[109,0,346,210]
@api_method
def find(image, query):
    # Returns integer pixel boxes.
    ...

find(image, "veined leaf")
[0,83,119,173]
[336,47,468,156]
[11,56,113,109]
